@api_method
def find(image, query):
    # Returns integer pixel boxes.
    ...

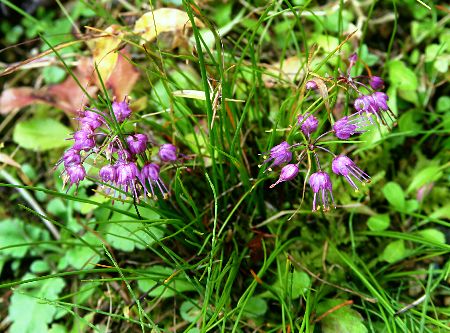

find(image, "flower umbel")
[260,50,393,211]
[57,96,181,201]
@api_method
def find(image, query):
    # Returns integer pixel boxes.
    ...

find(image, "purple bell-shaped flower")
[72,128,95,152]
[332,155,370,191]
[112,99,132,123]
[159,144,178,162]
[369,76,384,90]
[297,113,319,136]
[126,134,148,155]
[309,171,334,211]
[333,114,371,140]
[139,163,169,199]
[260,141,292,170]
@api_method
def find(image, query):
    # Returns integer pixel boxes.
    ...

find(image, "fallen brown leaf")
[87,25,123,84]
[106,51,139,101]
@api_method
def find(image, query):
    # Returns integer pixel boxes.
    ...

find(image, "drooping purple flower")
[332,155,370,191]
[354,95,372,113]
[270,164,299,188]
[260,141,292,170]
[80,110,104,130]
[159,144,177,162]
[116,162,138,185]
[117,148,133,162]
[116,161,139,198]
[305,80,318,90]
[99,165,117,183]
[139,163,169,199]
[73,128,95,152]
[112,99,132,123]
[297,113,319,136]
[309,171,334,211]
[354,93,391,125]
[66,164,86,186]
[62,148,81,166]
[333,114,371,140]
[369,76,384,90]
[126,134,148,155]
[372,92,389,111]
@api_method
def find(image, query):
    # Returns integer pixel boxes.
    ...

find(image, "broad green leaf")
[49,324,68,333]
[271,269,311,299]
[405,199,419,213]
[70,312,95,333]
[46,198,67,217]
[9,276,65,333]
[79,193,110,214]
[425,44,448,73]
[63,233,101,270]
[388,60,418,91]
[367,214,390,231]
[314,34,339,53]
[30,260,50,273]
[436,96,450,113]
[417,229,446,244]
[382,240,406,263]
[74,282,101,305]
[0,219,45,258]
[42,66,66,84]
[388,60,418,104]
[317,299,368,333]
[406,166,443,194]
[13,118,71,151]
[430,204,450,219]
[425,44,445,61]
[242,297,268,318]
[102,204,163,252]
[398,110,422,134]
[180,300,201,322]
[137,265,195,298]
[358,44,379,66]
[382,182,405,211]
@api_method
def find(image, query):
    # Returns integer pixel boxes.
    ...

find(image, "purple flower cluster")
[261,53,394,211]
[58,97,179,200]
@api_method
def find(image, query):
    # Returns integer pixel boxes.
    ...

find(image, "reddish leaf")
[47,57,98,113]
[0,87,36,114]
[107,52,139,101]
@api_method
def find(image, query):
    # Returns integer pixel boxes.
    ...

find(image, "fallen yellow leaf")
[134,8,203,48]
[263,56,306,88]
[88,25,123,82]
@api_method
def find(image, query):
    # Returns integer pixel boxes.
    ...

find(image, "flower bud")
[270,164,299,188]
[159,144,177,162]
